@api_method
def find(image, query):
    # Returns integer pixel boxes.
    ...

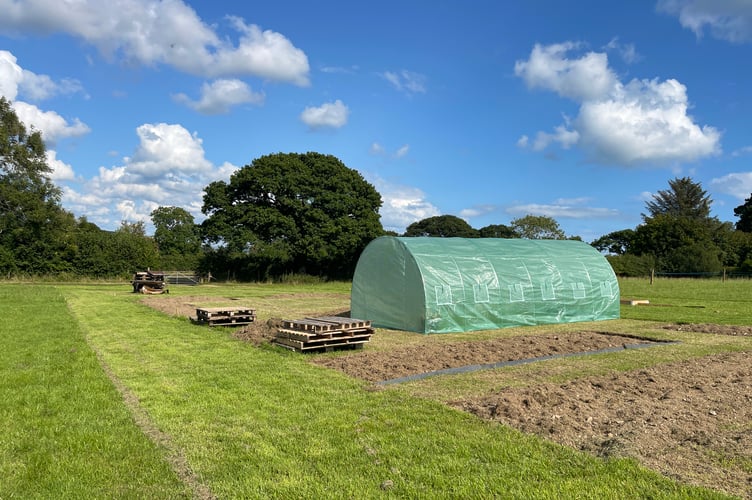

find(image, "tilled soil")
[310,331,661,383]
[143,296,752,498]
[453,351,751,498]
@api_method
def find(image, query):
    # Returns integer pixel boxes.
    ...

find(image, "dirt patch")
[663,323,752,336]
[310,332,659,383]
[140,296,751,497]
[453,352,751,498]
[139,295,241,318]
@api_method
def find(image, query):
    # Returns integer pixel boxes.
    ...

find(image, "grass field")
[0,277,748,499]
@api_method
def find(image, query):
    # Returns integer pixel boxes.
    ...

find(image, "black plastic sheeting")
[376,341,679,386]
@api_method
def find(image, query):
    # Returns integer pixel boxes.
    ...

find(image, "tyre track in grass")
[85,340,216,500]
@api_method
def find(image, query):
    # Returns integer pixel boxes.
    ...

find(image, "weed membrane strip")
[376,341,679,386]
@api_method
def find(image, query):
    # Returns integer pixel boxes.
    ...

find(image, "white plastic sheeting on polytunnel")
[351,236,620,333]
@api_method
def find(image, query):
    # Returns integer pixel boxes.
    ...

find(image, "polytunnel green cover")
[351,236,620,333]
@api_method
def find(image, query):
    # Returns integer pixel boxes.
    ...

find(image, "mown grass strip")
[59,284,727,499]
[0,284,190,498]
[620,277,752,324]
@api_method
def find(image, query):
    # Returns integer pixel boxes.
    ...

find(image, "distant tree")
[643,176,711,221]
[151,206,202,269]
[0,97,77,275]
[510,215,566,239]
[733,194,752,232]
[591,229,636,255]
[606,253,655,277]
[151,206,200,254]
[403,215,479,237]
[112,221,159,274]
[479,223,517,238]
[633,177,741,273]
[70,217,112,276]
[201,152,383,280]
[632,214,726,273]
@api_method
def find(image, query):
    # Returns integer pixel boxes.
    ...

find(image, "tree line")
[2,96,752,281]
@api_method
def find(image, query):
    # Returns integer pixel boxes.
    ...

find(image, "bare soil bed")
[143,295,752,498]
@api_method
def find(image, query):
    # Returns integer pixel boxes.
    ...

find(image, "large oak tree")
[201,152,383,280]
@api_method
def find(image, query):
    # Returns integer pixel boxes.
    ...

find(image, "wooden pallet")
[192,307,256,326]
[274,316,374,352]
[281,316,371,333]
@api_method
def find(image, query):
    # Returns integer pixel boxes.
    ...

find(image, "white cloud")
[382,70,426,94]
[576,78,720,165]
[530,125,580,151]
[603,37,641,64]
[173,79,265,115]
[0,50,23,99]
[459,205,495,219]
[394,144,410,158]
[0,0,310,85]
[369,142,386,155]
[62,123,238,229]
[12,101,90,144]
[367,175,440,233]
[127,123,213,178]
[369,142,410,159]
[658,0,752,43]
[710,172,752,199]
[514,42,617,101]
[300,100,349,129]
[732,146,752,157]
[0,50,90,144]
[506,198,619,219]
[46,150,75,181]
[20,70,83,101]
[515,42,721,167]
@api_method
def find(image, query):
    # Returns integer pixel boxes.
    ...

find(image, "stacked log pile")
[274,316,374,352]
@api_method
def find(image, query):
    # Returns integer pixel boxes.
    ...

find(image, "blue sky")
[1,1,751,242]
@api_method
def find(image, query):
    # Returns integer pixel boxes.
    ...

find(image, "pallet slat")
[194,307,256,327]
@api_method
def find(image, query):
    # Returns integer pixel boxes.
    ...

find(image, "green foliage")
[662,241,722,274]
[606,253,655,277]
[151,206,201,256]
[67,219,159,278]
[403,215,479,237]
[201,152,384,280]
[0,97,78,274]
[733,194,752,232]
[479,223,516,238]
[633,177,743,273]
[643,176,711,221]
[510,214,566,239]
[591,229,636,255]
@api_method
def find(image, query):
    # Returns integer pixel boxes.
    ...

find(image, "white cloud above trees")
[0,0,310,85]
[515,41,721,167]
[62,123,237,229]
[0,50,89,144]
[173,79,265,115]
[300,100,349,129]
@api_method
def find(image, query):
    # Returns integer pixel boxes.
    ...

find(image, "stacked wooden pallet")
[274,316,374,352]
[192,307,256,326]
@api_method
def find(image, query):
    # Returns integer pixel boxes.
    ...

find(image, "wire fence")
[652,270,752,280]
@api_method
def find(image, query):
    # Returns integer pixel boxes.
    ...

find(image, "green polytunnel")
[351,236,620,333]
